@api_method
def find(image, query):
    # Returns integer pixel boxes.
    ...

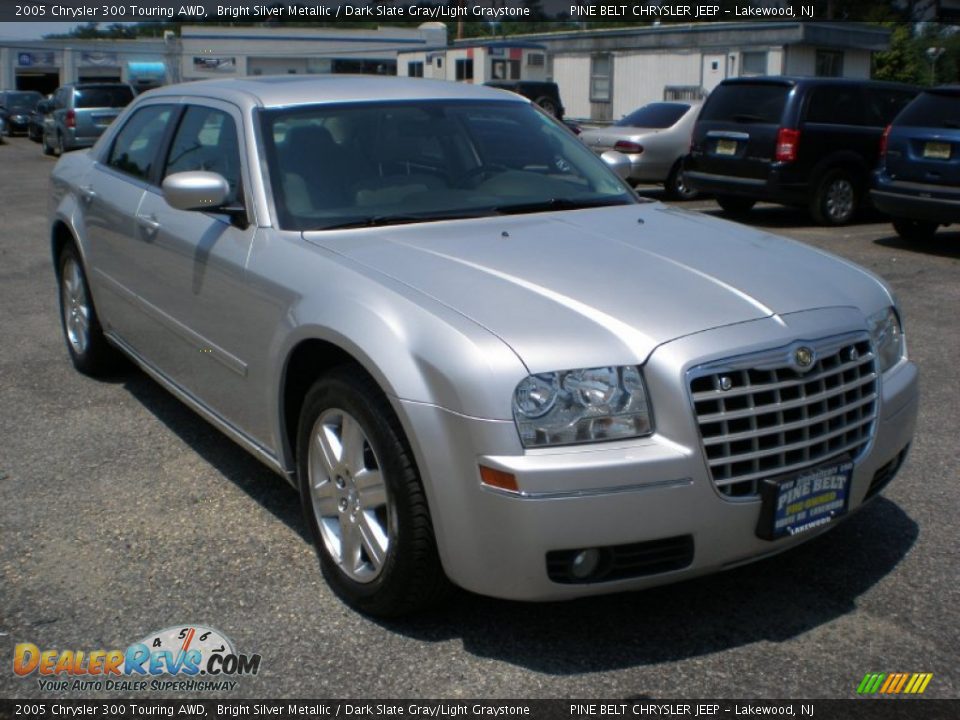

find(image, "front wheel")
[892,218,938,241]
[297,368,449,617]
[811,168,859,225]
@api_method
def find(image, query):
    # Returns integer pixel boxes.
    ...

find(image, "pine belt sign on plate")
[756,457,853,540]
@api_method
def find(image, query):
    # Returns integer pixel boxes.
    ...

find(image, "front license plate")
[715,139,738,156]
[923,142,951,160]
[756,457,853,540]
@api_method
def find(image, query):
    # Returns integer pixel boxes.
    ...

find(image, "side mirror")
[162,171,230,211]
[600,150,632,181]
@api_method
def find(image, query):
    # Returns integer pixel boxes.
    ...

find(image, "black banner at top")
[0,0,957,24]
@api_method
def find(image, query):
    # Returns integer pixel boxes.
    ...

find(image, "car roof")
[718,76,917,91]
[141,75,529,110]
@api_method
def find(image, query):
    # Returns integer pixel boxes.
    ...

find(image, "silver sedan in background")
[580,100,702,198]
[50,77,917,617]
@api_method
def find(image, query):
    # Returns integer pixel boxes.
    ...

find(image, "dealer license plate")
[715,139,738,156]
[756,457,853,541]
[923,142,951,160]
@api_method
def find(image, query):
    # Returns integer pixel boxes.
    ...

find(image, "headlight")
[867,306,905,373]
[513,365,653,447]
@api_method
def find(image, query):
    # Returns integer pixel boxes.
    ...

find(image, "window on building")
[435,57,443,69]
[408,61,424,78]
[527,53,545,67]
[590,54,612,103]
[741,51,768,76]
[491,59,520,80]
[455,58,474,81]
[815,50,844,77]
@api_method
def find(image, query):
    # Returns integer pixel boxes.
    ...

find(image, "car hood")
[305,204,889,373]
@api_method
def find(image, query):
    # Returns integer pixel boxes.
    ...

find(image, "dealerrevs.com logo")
[13,625,261,692]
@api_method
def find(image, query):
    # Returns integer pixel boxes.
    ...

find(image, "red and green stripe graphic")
[857,672,933,694]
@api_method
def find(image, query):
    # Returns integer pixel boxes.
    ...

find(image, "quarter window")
[106,105,174,182]
[164,106,242,205]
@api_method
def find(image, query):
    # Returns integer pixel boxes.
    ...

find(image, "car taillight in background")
[774,128,800,162]
[614,140,643,154]
[65,110,76,129]
[879,124,892,159]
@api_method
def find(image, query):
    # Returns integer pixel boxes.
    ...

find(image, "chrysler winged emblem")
[794,346,815,370]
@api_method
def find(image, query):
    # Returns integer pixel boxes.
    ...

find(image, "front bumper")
[400,308,919,601]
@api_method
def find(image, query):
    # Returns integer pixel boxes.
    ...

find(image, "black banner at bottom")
[0,699,956,720]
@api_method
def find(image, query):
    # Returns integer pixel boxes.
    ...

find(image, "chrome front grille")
[689,334,878,498]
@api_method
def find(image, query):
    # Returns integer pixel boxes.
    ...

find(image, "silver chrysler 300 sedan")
[50,77,918,616]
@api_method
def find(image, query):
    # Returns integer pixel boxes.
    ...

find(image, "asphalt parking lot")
[1,135,957,700]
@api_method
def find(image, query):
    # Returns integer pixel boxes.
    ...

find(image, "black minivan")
[685,77,918,225]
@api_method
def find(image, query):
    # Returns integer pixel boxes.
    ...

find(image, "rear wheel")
[57,244,121,376]
[892,218,938,241]
[54,132,64,157]
[665,161,699,200]
[534,96,559,118]
[716,195,756,215]
[297,367,450,617]
[811,168,858,225]
[42,131,54,156]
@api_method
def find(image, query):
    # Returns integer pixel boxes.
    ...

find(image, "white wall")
[552,54,592,120]
[613,51,701,117]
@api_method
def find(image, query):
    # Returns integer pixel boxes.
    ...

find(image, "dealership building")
[0,23,448,95]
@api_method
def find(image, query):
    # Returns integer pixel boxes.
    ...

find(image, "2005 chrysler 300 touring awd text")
[51,77,918,616]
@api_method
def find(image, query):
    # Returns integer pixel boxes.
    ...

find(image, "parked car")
[685,77,918,224]
[580,101,703,199]
[871,85,960,241]
[28,98,54,143]
[0,90,44,136]
[44,82,135,156]
[50,76,917,616]
[484,80,565,120]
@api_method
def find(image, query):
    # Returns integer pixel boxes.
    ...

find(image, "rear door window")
[699,83,789,124]
[805,85,865,126]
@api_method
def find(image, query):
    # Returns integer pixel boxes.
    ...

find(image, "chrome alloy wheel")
[824,177,854,222]
[61,256,91,356]
[308,408,392,583]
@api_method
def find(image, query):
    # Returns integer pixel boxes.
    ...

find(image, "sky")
[0,22,83,40]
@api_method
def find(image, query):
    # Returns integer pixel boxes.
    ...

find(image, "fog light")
[570,548,601,579]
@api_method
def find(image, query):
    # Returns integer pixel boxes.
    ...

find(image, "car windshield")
[259,100,636,231]
[74,86,134,108]
[5,92,42,111]
[615,103,690,128]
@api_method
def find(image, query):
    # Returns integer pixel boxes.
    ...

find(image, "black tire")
[54,132,64,157]
[892,218,938,241]
[810,168,859,225]
[534,96,559,118]
[664,161,699,201]
[42,131,54,156]
[716,195,756,215]
[296,367,450,617]
[57,243,121,376]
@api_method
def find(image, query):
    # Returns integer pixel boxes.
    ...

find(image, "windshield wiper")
[320,211,492,230]
[490,197,627,215]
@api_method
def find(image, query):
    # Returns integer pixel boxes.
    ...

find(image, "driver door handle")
[79,185,96,203]
[136,213,161,237]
